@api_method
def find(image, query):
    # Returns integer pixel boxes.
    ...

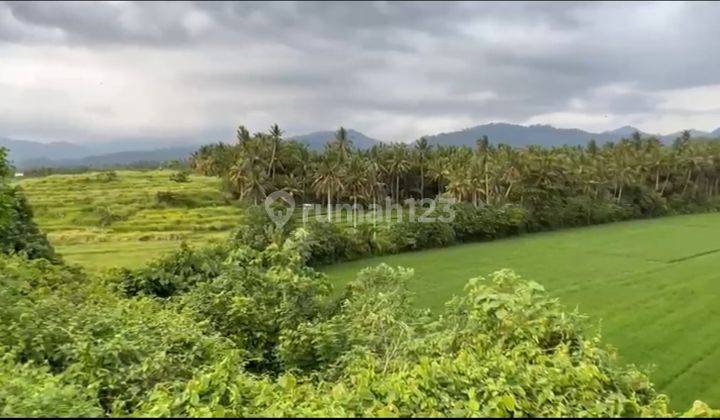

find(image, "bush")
[0,354,102,417]
[304,220,366,265]
[134,267,684,417]
[0,184,56,261]
[95,205,125,227]
[169,170,190,183]
[95,171,118,182]
[231,205,295,251]
[0,253,234,414]
[380,219,456,253]
[112,243,228,298]
[154,190,198,207]
[178,235,330,373]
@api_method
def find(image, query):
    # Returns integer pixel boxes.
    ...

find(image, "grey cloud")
[1,1,720,143]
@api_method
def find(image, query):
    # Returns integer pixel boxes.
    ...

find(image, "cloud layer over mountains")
[2,1,720,143]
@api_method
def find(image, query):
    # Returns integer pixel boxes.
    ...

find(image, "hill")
[290,129,381,150]
[18,146,197,170]
[0,137,91,164]
[423,123,720,148]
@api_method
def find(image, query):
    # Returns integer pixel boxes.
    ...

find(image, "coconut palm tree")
[331,127,353,163]
[267,124,283,180]
[344,155,369,227]
[415,137,431,200]
[387,144,411,203]
[313,156,345,222]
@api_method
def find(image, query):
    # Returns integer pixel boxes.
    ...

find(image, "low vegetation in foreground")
[1,232,715,417]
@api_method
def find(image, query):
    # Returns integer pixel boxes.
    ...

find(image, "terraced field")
[17,170,242,270]
[324,212,720,409]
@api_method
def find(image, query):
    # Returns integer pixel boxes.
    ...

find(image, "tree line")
[190,126,720,221]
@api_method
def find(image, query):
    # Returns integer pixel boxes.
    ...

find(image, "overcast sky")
[2,1,720,144]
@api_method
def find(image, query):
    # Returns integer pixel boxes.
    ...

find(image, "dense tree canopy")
[191,127,720,228]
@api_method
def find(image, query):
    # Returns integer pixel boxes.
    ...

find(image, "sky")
[2,1,720,144]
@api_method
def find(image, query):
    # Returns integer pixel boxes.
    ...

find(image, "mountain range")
[423,123,720,148]
[3,123,719,170]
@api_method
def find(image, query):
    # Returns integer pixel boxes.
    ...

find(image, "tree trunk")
[420,166,424,200]
[682,169,692,195]
[268,143,277,179]
[353,195,357,228]
[484,161,490,205]
[327,189,332,222]
[373,194,377,240]
[661,175,671,195]
[396,176,400,204]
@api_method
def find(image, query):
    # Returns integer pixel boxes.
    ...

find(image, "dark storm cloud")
[2,1,720,142]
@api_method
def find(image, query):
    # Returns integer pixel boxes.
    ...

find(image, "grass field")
[323,212,720,409]
[17,170,242,270]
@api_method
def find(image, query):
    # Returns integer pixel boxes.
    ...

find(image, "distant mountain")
[0,135,209,169]
[713,127,720,137]
[0,137,92,163]
[424,123,612,148]
[601,125,650,137]
[290,129,381,150]
[660,129,715,142]
[424,123,720,148]
[16,146,196,170]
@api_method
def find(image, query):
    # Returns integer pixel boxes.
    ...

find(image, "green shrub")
[0,147,56,261]
[95,205,125,227]
[0,354,102,417]
[135,267,684,417]
[112,243,228,298]
[153,190,200,208]
[94,171,118,182]
[304,220,365,265]
[179,236,330,373]
[380,218,456,253]
[231,205,295,251]
[0,253,234,415]
[169,170,190,183]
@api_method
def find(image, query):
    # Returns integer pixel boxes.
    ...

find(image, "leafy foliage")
[169,170,191,183]
[112,243,228,297]
[0,147,56,261]
[0,229,716,416]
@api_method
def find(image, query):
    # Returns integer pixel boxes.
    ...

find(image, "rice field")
[324,212,720,409]
[17,170,242,270]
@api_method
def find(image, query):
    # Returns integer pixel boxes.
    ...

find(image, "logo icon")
[264,190,295,228]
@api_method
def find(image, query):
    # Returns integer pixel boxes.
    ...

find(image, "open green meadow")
[324,212,720,409]
[16,170,241,270]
